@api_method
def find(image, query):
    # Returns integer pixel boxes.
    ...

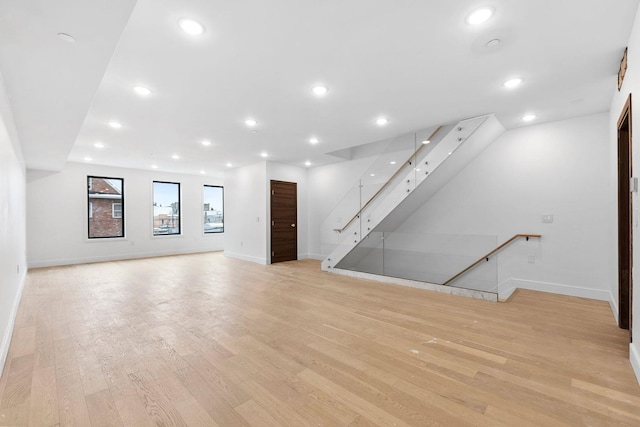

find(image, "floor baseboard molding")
[609,291,620,326]
[223,251,267,265]
[0,270,26,379]
[631,343,640,385]
[501,278,610,302]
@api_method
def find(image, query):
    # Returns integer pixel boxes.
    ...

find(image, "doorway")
[618,93,633,341]
[270,180,297,263]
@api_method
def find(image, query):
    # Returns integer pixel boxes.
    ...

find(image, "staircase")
[321,114,505,273]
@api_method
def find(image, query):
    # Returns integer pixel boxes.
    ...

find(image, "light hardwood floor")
[1,252,639,426]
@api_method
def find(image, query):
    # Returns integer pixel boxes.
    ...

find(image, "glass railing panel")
[333,232,384,275]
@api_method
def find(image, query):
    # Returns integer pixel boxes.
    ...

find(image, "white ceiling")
[1,0,638,176]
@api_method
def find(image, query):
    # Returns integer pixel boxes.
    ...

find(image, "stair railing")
[333,125,443,233]
[442,234,541,286]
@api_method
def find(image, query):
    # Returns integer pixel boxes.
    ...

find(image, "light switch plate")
[542,214,553,223]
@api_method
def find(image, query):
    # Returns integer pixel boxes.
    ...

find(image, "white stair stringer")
[321,114,505,272]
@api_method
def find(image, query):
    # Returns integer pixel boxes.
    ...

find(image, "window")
[87,176,124,239]
[203,185,224,233]
[153,181,181,235]
[112,203,122,218]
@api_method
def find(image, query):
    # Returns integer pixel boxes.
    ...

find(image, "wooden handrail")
[442,234,541,286]
[333,125,444,232]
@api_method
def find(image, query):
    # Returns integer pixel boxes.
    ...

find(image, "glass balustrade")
[336,232,500,294]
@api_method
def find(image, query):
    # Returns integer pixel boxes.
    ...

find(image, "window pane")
[203,185,224,233]
[153,181,181,235]
[88,176,124,239]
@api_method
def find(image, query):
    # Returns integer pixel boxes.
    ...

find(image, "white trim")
[330,268,497,302]
[0,270,27,378]
[609,291,620,326]
[631,343,640,385]
[28,249,223,269]
[223,251,268,265]
[498,278,610,301]
[307,253,325,260]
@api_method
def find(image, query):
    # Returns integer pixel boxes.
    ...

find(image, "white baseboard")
[609,291,620,326]
[306,253,324,261]
[0,270,27,378]
[631,343,640,385]
[223,251,267,265]
[28,248,223,268]
[500,278,610,301]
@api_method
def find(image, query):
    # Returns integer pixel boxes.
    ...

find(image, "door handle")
[291,224,296,228]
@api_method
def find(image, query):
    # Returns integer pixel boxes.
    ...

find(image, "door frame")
[618,93,633,341]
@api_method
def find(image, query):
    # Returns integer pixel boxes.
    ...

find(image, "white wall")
[224,162,268,263]
[0,72,27,377]
[395,113,612,300]
[266,162,309,260]
[611,5,640,383]
[27,162,224,267]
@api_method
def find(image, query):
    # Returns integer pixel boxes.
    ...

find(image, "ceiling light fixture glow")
[260,152,268,158]
[84,156,92,162]
[390,161,397,165]
[309,137,319,144]
[522,114,536,122]
[466,7,494,25]
[370,173,376,177]
[94,142,104,149]
[133,86,152,96]
[151,164,158,169]
[226,163,233,167]
[200,170,206,175]
[422,140,430,144]
[311,85,328,96]
[305,161,311,167]
[178,18,205,35]
[201,140,211,146]
[376,117,389,126]
[245,119,257,127]
[503,78,523,89]
[172,154,180,160]
[108,121,122,129]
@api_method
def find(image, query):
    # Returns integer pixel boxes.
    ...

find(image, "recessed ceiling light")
[260,152,268,158]
[486,38,501,48]
[201,140,211,146]
[226,163,233,167]
[133,86,152,96]
[376,117,389,126]
[503,78,523,89]
[172,154,180,160]
[245,119,257,127]
[305,161,311,167]
[108,121,122,129]
[311,85,328,97]
[448,152,452,155]
[178,18,205,36]
[422,140,430,145]
[466,7,494,25]
[94,142,104,149]
[522,114,536,122]
[200,170,206,175]
[84,156,92,162]
[151,164,158,169]
[370,173,375,177]
[57,33,75,43]
[309,137,319,144]
[390,161,397,165]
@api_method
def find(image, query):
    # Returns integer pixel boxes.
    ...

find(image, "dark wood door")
[618,93,633,341]
[270,180,297,263]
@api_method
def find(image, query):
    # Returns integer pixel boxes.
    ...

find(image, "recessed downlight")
[172,154,180,160]
[486,38,501,48]
[522,114,536,122]
[503,78,523,89]
[245,119,257,127]
[226,162,233,167]
[260,152,268,158]
[200,170,206,175]
[390,161,397,165]
[305,161,311,167]
[311,85,328,97]
[94,142,104,149]
[151,164,158,169]
[422,139,431,145]
[466,7,494,25]
[376,117,389,126]
[201,140,211,146]
[178,18,205,35]
[84,156,93,162]
[57,33,75,43]
[309,137,319,144]
[370,173,376,177]
[133,86,152,96]
[108,121,122,129]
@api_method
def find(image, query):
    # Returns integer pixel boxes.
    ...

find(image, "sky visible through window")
[203,186,223,211]
[153,182,179,206]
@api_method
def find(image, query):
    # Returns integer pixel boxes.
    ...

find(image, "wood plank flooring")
[1,252,639,426]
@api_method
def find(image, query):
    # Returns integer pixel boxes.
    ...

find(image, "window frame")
[152,180,182,237]
[203,185,224,234]
[87,175,125,240]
